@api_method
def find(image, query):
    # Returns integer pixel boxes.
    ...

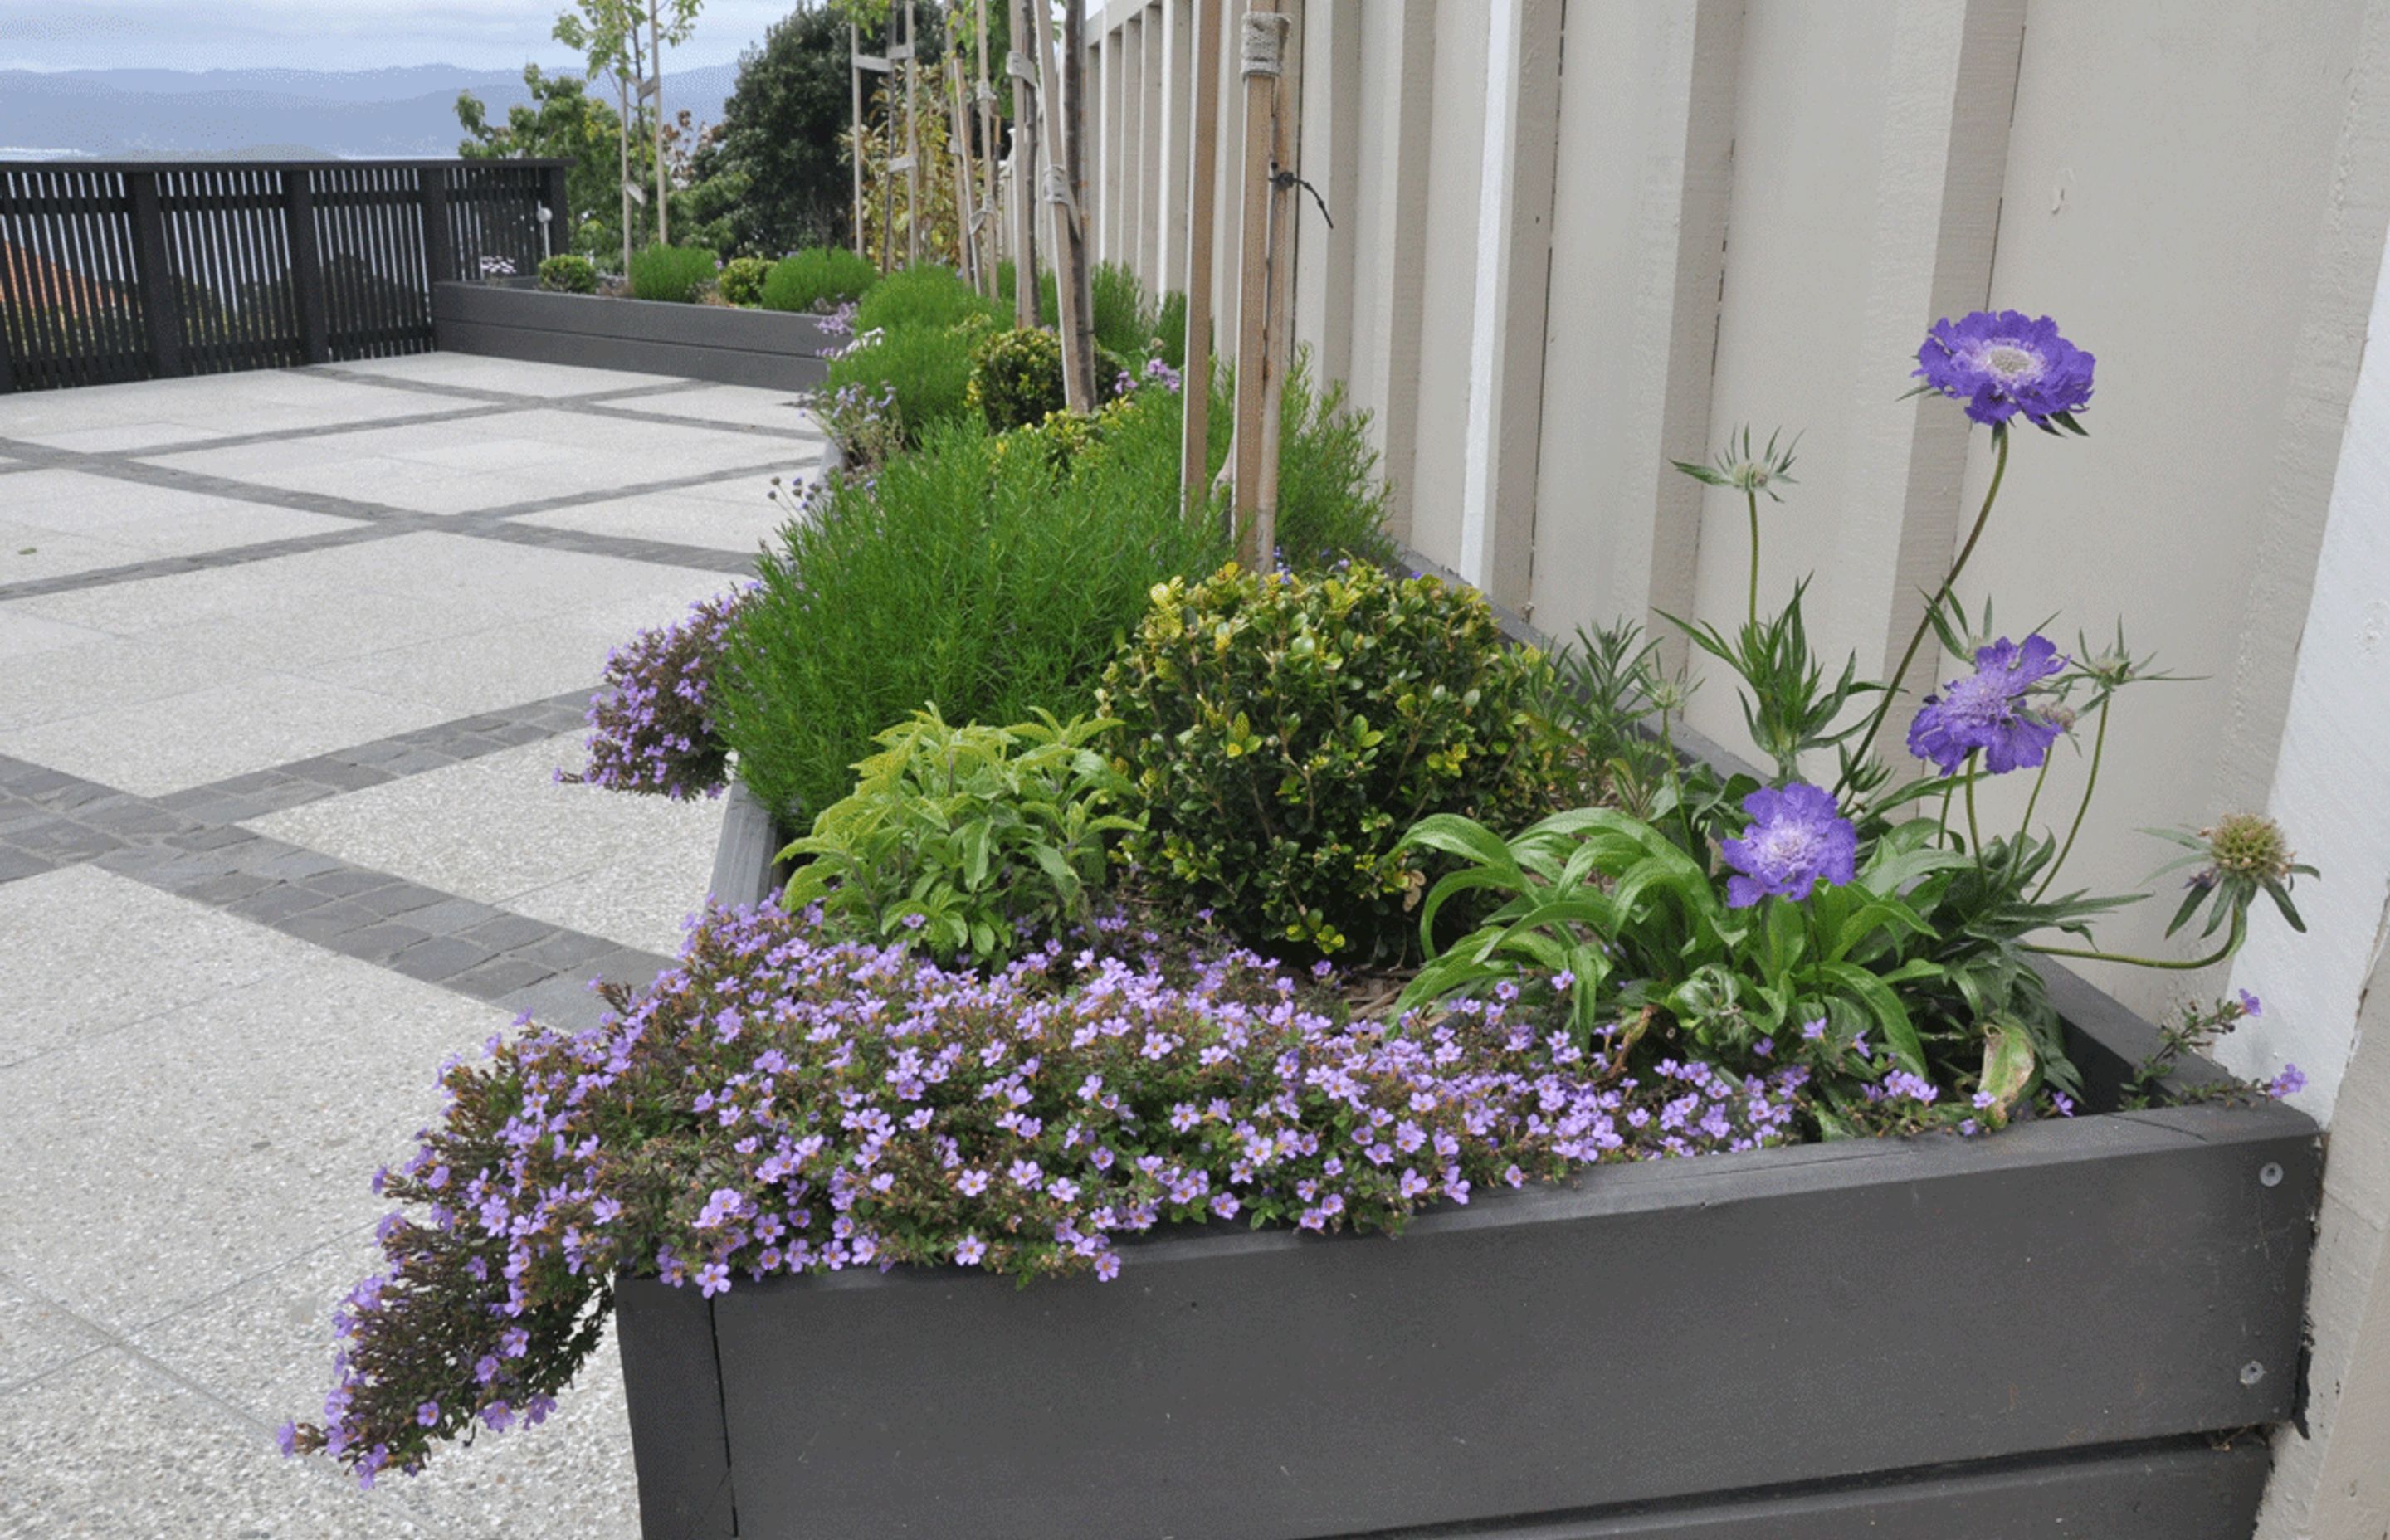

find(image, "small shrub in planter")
[778,708,1134,963]
[716,255,772,307]
[760,244,880,313]
[556,589,749,800]
[854,261,1002,334]
[282,900,1807,1484]
[718,399,1222,820]
[821,319,982,442]
[1089,259,1153,357]
[537,253,598,294]
[1101,563,1562,960]
[627,242,719,304]
[967,325,1067,432]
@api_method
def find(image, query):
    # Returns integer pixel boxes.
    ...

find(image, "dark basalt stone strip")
[0,742,670,1036]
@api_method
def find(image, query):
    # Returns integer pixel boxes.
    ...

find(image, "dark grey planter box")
[616,779,2318,1539]
[431,282,836,390]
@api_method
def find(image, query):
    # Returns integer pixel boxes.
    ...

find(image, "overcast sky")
[0,0,801,75]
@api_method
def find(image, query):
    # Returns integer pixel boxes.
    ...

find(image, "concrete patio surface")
[0,356,824,1538]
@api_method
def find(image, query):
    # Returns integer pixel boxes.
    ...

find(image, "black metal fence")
[0,159,569,394]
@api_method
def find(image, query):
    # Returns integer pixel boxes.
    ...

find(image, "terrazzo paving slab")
[246,736,719,957]
[0,940,510,1333]
[0,672,448,797]
[0,1274,107,1393]
[0,468,358,579]
[0,1350,443,1539]
[0,865,323,1067]
[599,380,827,431]
[124,1233,641,1540]
[0,370,449,447]
[509,486,801,553]
[324,353,690,397]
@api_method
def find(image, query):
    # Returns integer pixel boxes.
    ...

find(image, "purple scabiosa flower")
[1906,636,2067,776]
[2269,1063,2307,1099]
[1719,782,1857,908]
[1914,310,2095,428]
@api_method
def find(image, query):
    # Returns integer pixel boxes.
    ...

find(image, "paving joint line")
[0,722,676,1035]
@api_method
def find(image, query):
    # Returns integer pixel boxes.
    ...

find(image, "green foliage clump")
[1196,350,1397,572]
[719,399,1222,821]
[968,326,1066,431]
[717,255,772,306]
[1151,289,1189,371]
[456,65,629,263]
[822,322,982,442]
[538,253,600,295]
[760,245,881,312]
[778,709,1135,962]
[703,4,858,254]
[1100,563,1560,959]
[627,242,719,303]
[1088,261,1151,357]
[855,261,1003,334]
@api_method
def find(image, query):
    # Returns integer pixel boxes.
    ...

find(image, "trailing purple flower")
[558,587,752,801]
[1719,782,1857,909]
[1905,634,2067,776]
[284,903,1807,1483]
[1914,310,2095,428]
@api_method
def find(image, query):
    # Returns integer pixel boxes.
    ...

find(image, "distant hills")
[0,63,741,161]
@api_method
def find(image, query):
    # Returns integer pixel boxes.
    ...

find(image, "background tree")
[701,3,854,254]
[554,0,705,262]
[456,65,631,261]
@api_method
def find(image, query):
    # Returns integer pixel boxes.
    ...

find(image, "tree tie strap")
[1039,163,1083,236]
[1240,12,1288,78]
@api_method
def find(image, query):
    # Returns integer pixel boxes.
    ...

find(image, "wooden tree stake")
[850,22,866,256]
[1230,8,1285,566]
[905,1,922,267]
[1010,0,1041,326]
[1180,0,1225,518]
[1252,0,1303,570]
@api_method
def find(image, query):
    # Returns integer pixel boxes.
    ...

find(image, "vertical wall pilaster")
[1456,0,1563,611]
[1292,0,1360,391]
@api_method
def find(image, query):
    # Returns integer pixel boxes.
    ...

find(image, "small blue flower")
[1915,310,2095,427]
[1907,635,2067,776]
[1720,782,1857,908]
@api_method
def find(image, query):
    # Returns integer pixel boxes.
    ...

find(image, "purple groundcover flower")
[1720,782,1857,908]
[2269,1062,2307,1099]
[1915,310,2095,427]
[1907,634,2067,776]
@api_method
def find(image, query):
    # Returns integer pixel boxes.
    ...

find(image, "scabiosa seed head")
[2202,814,2297,886]
[1915,310,2095,427]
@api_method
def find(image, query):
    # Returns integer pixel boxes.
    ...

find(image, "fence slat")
[124,170,185,379]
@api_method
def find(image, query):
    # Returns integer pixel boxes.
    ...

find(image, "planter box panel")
[432,284,834,392]
[622,1099,2310,1540]
[1476,1440,2270,1539]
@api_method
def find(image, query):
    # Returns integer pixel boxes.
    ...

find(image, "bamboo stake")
[881,10,899,271]
[1179,0,1224,515]
[850,22,865,256]
[1061,0,1098,404]
[949,50,979,282]
[618,70,634,275]
[905,1,922,268]
[1009,0,1040,326]
[648,0,669,244]
[1230,9,1284,566]
[976,0,1001,283]
[1035,0,1095,408]
[1252,0,1302,570]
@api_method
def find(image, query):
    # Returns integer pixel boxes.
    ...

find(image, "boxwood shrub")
[1100,562,1561,960]
[537,253,598,294]
[717,255,772,306]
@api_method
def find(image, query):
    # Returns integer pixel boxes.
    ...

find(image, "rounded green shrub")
[855,261,1002,334]
[1100,563,1559,959]
[822,320,982,442]
[760,246,880,312]
[968,326,1066,432]
[538,253,599,295]
[627,242,719,304]
[718,255,772,306]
